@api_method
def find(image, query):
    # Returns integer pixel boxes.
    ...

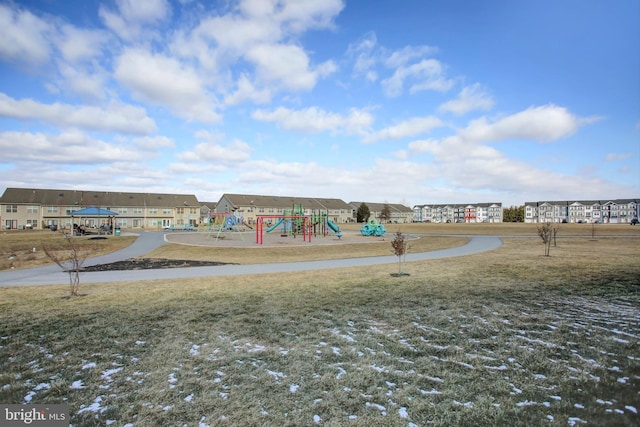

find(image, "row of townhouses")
[524,200,640,223]
[198,194,413,225]
[0,188,414,230]
[412,203,503,223]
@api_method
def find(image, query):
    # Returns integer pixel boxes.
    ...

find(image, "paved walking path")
[0,232,503,287]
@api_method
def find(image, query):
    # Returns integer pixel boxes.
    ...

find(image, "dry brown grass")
[0,230,136,270]
[1,237,638,426]
[347,221,640,236]
[3,223,638,271]
[2,237,638,313]
[145,235,468,264]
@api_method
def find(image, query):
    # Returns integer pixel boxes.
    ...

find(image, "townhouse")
[0,187,450,230]
[0,188,199,230]
[348,201,414,224]
[524,199,640,223]
[214,193,355,224]
[413,203,503,223]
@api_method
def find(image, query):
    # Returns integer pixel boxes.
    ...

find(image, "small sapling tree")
[391,231,409,276]
[553,223,560,247]
[380,203,392,223]
[537,222,553,256]
[43,234,87,297]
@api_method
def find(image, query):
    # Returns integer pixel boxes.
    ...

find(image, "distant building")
[412,203,503,223]
[215,193,354,224]
[0,187,199,230]
[348,201,413,223]
[199,201,217,226]
[524,199,640,223]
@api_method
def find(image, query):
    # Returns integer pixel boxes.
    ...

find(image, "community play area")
[165,211,389,248]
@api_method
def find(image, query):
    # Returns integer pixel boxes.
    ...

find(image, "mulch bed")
[80,258,236,272]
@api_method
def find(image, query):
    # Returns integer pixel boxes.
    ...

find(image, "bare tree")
[380,203,392,223]
[537,222,553,256]
[42,234,86,297]
[553,224,560,247]
[391,231,409,275]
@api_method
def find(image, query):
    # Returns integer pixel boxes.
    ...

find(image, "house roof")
[220,193,352,211]
[524,199,639,207]
[349,201,413,214]
[0,188,199,208]
[413,203,502,209]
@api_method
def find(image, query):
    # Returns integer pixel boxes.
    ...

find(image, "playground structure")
[360,218,386,236]
[256,204,343,245]
[208,211,252,241]
[256,215,311,245]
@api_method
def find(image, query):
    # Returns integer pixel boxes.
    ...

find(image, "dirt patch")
[80,258,237,272]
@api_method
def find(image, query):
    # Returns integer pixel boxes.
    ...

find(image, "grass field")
[0,231,135,270]
[0,225,639,426]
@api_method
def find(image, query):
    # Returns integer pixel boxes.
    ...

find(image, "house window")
[26,205,38,214]
[133,208,143,214]
[163,208,171,214]
[190,208,197,215]
[117,208,127,214]
[46,206,57,214]
[5,204,17,213]
[176,208,184,214]
[149,208,158,214]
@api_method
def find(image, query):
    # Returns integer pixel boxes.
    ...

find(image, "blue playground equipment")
[262,205,343,239]
[266,217,285,233]
[361,218,386,236]
[209,211,250,241]
[327,219,342,239]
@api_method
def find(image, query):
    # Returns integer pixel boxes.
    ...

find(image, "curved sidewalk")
[0,232,503,287]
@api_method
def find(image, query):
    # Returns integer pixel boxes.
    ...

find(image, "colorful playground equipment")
[208,211,251,241]
[256,204,343,244]
[256,215,310,245]
[360,218,386,236]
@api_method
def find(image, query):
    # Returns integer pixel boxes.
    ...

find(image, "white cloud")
[410,105,596,163]
[438,83,494,115]
[240,0,344,34]
[172,0,343,72]
[99,0,171,41]
[459,104,592,143]
[114,49,221,123]
[0,4,51,64]
[605,152,632,161]
[405,104,618,202]
[178,139,252,164]
[117,0,170,23]
[0,93,156,134]
[56,61,109,100]
[347,31,379,82]
[364,116,444,143]
[245,43,318,91]
[382,59,454,97]
[224,74,273,106]
[133,135,175,150]
[56,24,108,63]
[384,45,438,68]
[0,130,143,164]
[235,156,439,204]
[252,106,374,135]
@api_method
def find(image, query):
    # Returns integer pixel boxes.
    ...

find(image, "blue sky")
[0,0,638,207]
